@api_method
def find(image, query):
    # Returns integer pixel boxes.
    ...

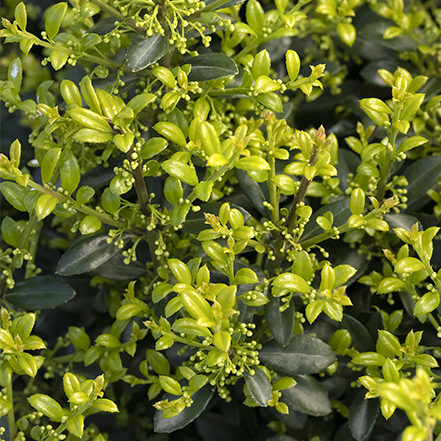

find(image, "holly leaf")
[244,367,272,407]
[265,293,295,346]
[259,334,336,375]
[154,385,214,433]
[56,233,129,276]
[5,276,75,310]
[348,389,380,441]
[126,35,168,72]
[187,53,238,82]
[282,374,332,416]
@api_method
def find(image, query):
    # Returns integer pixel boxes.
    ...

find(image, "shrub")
[1,0,441,440]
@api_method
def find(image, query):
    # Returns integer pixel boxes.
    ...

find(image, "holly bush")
[1,0,441,440]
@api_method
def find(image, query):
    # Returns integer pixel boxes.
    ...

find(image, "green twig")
[31,35,122,70]
[24,213,42,279]
[27,179,129,230]
[376,107,400,202]
[299,208,390,250]
[6,380,16,440]
[0,211,41,296]
[285,148,319,232]
[127,149,150,217]
[186,0,235,21]
[267,125,279,225]
[186,160,236,204]
[91,0,146,36]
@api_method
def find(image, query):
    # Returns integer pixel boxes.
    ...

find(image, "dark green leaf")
[184,13,232,38]
[360,60,400,86]
[259,334,336,375]
[126,35,168,72]
[182,203,250,234]
[282,374,332,416]
[348,389,379,441]
[5,276,75,310]
[244,367,272,407]
[384,214,421,232]
[90,252,147,280]
[201,0,247,10]
[235,169,270,218]
[265,293,294,346]
[266,436,298,441]
[336,149,361,192]
[187,53,238,82]
[301,196,350,243]
[56,233,128,276]
[87,17,119,35]
[404,156,441,212]
[326,244,368,287]
[154,384,214,433]
[341,315,375,352]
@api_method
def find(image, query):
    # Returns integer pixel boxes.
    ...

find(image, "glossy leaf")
[28,394,64,422]
[0,181,28,212]
[394,257,424,274]
[168,259,192,285]
[15,2,27,31]
[256,92,283,113]
[35,194,58,220]
[159,376,182,396]
[126,35,168,72]
[66,414,84,438]
[244,367,272,407]
[301,196,351,243]
[154,385,214,433]
[4,276,75,310]
[41,148,61,185]
[182,202,250,234]
[348,389,379,441]
[273,273,310,294]
[162,159,198,186]
[153,122,186,147]
[377,277,405,294]
[235,169,271,218]
[265,293,295,346]
[74,128,113,143]
[45,3,67,40]
[414,292,440,315]
[141,137,168,160]
[341,315,375,352]
[101,188,120,214]
[337,23,356,47]
[79,215,102,234]
[282,374,332,416]
[403,156,441,211]
[383,214,420,232]
[397,136,427,154]
[187,53,238,82]
[56,233,127,276]
[60,154,81,196]
[286,50,300,82]
[259,334,335,375]
[8,58,22,91]
[75,186,95,206]
[202,0,247,9]
[251,50,271,79]
[2,217,21,247]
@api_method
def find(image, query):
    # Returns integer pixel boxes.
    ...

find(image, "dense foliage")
[1,0,441,440]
